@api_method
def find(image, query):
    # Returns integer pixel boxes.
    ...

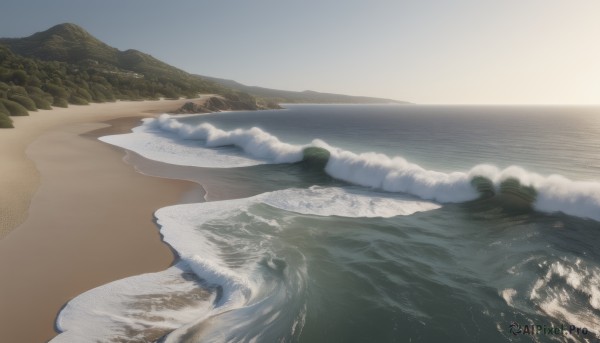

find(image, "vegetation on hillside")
[0,23,405,129]
[0,23,269,128]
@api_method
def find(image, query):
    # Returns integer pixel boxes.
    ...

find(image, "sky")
[1,0,599,105]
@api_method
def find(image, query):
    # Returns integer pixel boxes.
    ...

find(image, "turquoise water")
[53,105,600,343]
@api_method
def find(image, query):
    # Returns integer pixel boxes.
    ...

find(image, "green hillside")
[0,23,214,94]
[0,23,119,64]
[0,23,264,128]
[0,23,408,129]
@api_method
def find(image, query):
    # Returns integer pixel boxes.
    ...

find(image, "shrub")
[25,86,45,96]
[53,97,69,108]
[160,90,179,100]
[42,92,54,103]
[91,90,106,102]
[27,76,42,88]
[44,83,69,99]
[68,95,89,105]
[28,87,55,103]
[0,98,29,116]
[0,112,13,128]
[0,82,9,92]
[76,87,92,102]
[8,95,37,111]
[91,84,114,102]
[9,86,28,96]
[30,95,52,110]
[0,101,9,115]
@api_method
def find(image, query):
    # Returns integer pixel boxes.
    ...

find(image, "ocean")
[51,104,600,342]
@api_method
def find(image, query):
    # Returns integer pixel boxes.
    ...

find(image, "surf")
[101,114,600,222]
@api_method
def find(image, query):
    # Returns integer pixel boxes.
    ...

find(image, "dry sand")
[0,99,204,342]
[0,98,204,236]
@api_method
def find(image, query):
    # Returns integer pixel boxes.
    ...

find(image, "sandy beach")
[0,99,203,342]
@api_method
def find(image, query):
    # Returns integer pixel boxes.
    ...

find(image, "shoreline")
[0,98,208,238]
[0,99,204,342]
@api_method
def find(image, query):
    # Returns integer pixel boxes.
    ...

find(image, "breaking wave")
[51,185,440,342]
[99,114,600,222]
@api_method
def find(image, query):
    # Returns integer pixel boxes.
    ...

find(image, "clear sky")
[1,0,599,104]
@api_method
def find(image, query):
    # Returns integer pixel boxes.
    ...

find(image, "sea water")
[52,105,600,342]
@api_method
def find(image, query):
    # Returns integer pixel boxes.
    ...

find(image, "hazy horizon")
[1,0,599,105]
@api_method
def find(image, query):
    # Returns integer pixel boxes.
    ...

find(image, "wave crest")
[150,114,304,163]
[103,115,600,222]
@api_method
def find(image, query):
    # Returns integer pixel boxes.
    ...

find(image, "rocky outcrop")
[172,96,281,114]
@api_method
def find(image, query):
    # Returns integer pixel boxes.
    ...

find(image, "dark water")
[54,105,600,343]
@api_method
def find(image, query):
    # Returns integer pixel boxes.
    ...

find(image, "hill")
[200,75,408,104]
[0,23,220,96]
[0,23,119,64]
[0,23,269,127]
[0,23,407,128]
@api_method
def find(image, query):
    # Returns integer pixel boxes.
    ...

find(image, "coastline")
[0,98,209,237]
[0,100,203,342]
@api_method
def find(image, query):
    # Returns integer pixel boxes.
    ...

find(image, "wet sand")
[0,100,203,342]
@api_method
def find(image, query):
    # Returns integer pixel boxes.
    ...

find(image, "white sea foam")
[99,118,264,168]
[501,288,517,307]
[529,260,600,329]
[51,262,216,343]
[51,186,439,342]
[321,142,480,203]
[153,187,441,341]
[54,112,600,342]
[100,115,600,221]
[261,186,440,217]
[51,196,258,343]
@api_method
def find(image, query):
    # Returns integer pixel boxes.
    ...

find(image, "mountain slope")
[1,23,190,78]
[0,23,119,64]
[0,23,220,93]
[0,23,408,128]
[200,75,408,104]
[0,23,267,127]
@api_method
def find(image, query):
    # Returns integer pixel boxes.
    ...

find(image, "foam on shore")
[100,114,600,222]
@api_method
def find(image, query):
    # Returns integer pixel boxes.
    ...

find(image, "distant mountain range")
[200,75,407,105]
[0,23,405,128]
